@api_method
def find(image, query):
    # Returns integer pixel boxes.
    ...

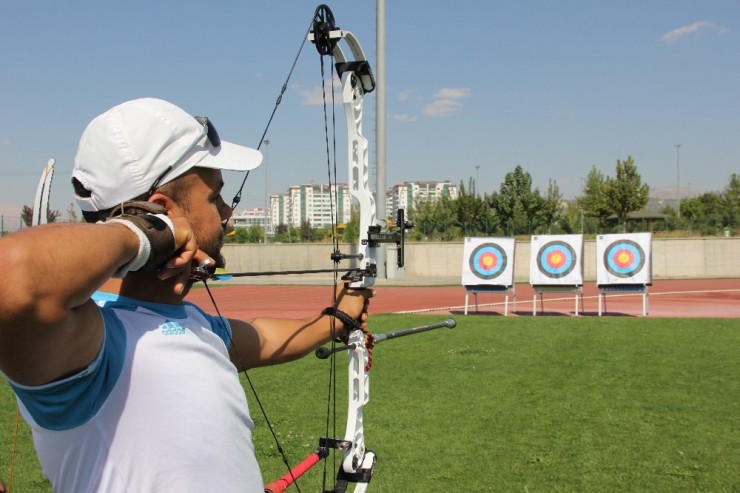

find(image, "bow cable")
[318,36,342,491]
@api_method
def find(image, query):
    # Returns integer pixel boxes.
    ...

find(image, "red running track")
[186,278,740,319]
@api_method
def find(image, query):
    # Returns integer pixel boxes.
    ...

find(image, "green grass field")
[2,315,739,492]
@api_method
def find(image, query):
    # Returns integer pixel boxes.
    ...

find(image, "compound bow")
[261,6,454,493]
[199,5,455,492]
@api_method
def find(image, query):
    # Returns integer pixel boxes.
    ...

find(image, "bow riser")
[342,68,376,289]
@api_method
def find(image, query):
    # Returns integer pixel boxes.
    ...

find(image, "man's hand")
[156,215,203,295]
[334,282,374,330]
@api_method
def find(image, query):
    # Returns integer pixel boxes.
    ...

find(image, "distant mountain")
[650,186,700,200]
[647,187,701,211]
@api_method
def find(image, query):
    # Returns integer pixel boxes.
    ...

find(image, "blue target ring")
[536,241,576,278]
[604,240,645,278]
[469,243,508,280]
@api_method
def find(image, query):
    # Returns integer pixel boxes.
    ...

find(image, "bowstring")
[318,45,342,492]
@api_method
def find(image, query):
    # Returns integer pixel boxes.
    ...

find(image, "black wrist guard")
[321,306,363,340]
[103,213,176,276]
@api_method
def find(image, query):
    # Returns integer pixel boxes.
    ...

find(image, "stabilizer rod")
[315,318,456,360]
[373,318,456,343]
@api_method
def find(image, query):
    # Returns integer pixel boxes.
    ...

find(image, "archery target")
[529,235,584,285]
[462,237,515,286]
[536,241,577,278]
[604,240,644,278]
[596,233,652,284]
[470,243,508,279]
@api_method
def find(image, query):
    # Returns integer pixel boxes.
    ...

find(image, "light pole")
[675,144,681,217]
[263,139,270,244]
[580,177,584,233]
[475,165,480,196]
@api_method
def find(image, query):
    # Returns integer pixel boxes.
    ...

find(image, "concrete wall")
[223,237,740,282]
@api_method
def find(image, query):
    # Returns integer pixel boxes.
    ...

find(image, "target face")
[536,241,577,278]
[604,240,645,278]
[469,243,508,280]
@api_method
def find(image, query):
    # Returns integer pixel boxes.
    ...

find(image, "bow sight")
[367,209,415,270]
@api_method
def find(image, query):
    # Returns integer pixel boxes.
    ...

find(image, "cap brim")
[197,140,263,172]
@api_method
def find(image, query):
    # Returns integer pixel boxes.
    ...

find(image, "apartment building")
[247,180,458,235]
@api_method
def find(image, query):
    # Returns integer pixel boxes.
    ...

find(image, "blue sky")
[1,0,738,224]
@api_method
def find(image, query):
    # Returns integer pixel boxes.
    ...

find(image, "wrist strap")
[322,306,362,342]
[321,307,362,331]
[321,306,375,371]
[102,213,175,277]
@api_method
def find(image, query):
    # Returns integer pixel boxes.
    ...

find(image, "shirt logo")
[160,321,186,335]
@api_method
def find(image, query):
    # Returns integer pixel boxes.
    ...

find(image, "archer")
[0,97,372,492]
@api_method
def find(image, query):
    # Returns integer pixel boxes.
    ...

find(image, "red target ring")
[536,241,576,278]
[604,240,645,278]
[469,243,508,280]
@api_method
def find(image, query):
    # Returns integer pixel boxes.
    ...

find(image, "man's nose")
[222,217,235,235]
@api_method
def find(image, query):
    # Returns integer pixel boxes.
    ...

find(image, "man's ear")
[148,192,178,215]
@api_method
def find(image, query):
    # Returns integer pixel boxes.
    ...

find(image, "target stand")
[464,284,516,316]
[529,235,585,316]
[597,284,650,316]
[596,233,652,317]
[461,238,516,316]
[532,285,583,316]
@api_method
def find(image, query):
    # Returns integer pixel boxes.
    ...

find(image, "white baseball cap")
[73,97,262,212]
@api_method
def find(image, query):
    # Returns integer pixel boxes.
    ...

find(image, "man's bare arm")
[227,285,372,370]
[0,223,140,385]
[0,217,197,386]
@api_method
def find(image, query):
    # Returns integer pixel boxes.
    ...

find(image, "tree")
[21,204,61,227]
[341,206,360,242]
[410,198,438,240]
[432,197,456,240]
[660,205,680,232]
[409,196,455,240]
[272,224,299,243]
[67,203,79,223]
[682,192,725,235]
[245,225,264,243]
[577,165,612,230]
[605,156,649,232]
[536,179,563,233]
[490,165,542,235]
[450,179,497,237]
[21,205,33,227]
[233,228,250,243]
[559,200,583,234]
[722,173,740,229]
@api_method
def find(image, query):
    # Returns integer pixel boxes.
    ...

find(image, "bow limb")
[32,158,56,226]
